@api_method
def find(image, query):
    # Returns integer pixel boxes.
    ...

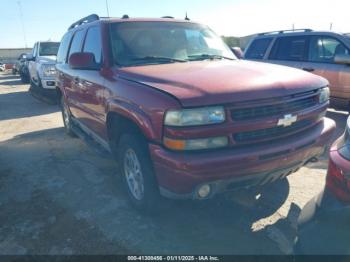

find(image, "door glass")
[245,38,272,59]
[309,36,349,63]
[57,32,73,64]
[83,27,102,64]
[270,36,307,61]
[68,30,86,58]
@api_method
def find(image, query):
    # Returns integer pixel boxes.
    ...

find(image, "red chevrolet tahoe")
[56,14,336,211]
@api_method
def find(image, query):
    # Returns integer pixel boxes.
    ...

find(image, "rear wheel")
[117,133,160,212]
[60,96,76,137]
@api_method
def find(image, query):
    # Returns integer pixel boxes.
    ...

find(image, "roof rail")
[258,28,313,36]
[162,16,174,19]
[68,14,100,30]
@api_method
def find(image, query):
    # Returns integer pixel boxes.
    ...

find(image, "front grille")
[234,119,312,143]
[231,95,318,121]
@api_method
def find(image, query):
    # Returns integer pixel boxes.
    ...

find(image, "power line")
[17,0,28,48]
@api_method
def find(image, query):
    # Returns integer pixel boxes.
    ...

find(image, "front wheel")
[117,133,160,212]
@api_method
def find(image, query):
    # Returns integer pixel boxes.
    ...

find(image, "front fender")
[106,98,158,142]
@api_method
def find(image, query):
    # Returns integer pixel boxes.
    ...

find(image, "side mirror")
[26,54,35,61]
[69,52,100,70]
[335,54,350,65]
[231,47,243,59]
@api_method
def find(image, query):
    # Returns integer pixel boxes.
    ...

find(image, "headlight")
[42,64,56,77]
[319,87,330,104]
[164,136,228,151]
[164,106,225,127]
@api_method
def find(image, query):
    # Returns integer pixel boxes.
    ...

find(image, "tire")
[117,133,160,212]
[60,96,76,137]
[20,72,30,84]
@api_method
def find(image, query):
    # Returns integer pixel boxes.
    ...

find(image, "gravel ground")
[0,72,347,255]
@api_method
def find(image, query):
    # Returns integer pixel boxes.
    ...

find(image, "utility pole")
[105,0,110,17]
[17,0,28,48]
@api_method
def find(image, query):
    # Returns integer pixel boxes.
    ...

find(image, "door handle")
[302,68,315,72]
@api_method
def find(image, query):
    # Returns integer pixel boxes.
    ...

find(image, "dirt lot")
[0,72,347,255]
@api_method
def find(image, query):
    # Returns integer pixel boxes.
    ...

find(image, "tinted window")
[309,36,349,63]
[245,38,272,59]
[270,36,307,61]
[68,30,86,58]
[57,32,73,64]
[83,26,102,64]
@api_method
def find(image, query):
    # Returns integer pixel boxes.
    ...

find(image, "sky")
[0,0,350,48]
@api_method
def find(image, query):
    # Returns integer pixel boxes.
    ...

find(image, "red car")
[56,14,335,211]
[296,116,350,254]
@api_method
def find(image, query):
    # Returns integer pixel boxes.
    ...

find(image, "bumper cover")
[150,117,336,199]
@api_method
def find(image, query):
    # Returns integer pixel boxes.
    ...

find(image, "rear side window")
[245,38,272,59]
[68,30,86,58]
[308,36,349,63]
[57,32,73,64]
[83,26,102,64]
[270,36,307,61]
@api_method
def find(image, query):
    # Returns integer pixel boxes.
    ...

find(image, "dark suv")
[244,29,350,111]
[56,15,335,211]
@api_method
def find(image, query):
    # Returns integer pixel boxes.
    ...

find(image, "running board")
[71,119,112,158]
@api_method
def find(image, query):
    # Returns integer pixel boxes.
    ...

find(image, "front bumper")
[149,117,336,199]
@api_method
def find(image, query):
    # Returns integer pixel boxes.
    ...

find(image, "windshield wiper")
[131,56,188,63]
[188,54,235,61]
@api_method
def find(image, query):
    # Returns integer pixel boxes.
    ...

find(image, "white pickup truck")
[27,41,60,94]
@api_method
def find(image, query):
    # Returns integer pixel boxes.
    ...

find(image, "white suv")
[27,41,60,93]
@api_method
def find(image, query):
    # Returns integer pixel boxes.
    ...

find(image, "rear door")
[301,35,350,100]
[268,36,308,69]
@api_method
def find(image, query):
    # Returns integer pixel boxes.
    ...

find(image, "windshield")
[39,42,60,56]
[109,22,236,66]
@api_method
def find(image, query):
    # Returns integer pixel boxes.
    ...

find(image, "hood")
[118,60,328,107]
[38,55,56,65]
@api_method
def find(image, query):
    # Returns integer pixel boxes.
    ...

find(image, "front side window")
[68,30,86,58]
[109,22,236,66]
[39,42,60,56]
[308,36,349,63]
[245,38,272,59]
[270,36,307,61]
[57,32,73,64]
[83,26,102,64]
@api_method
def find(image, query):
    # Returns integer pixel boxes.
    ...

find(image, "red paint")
[57,18,336,197]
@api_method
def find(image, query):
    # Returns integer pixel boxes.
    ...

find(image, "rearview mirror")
[231,47,243,59]
[335,54,350,65]
[69,52,100,70]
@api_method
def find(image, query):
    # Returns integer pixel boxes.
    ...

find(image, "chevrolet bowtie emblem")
[278,114,297,127]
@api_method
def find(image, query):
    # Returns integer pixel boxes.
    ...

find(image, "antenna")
[330,23,333,31]
[17,0,28,48]
[185,12,190,21]
[105,0,110,17]
[292,24,295,31]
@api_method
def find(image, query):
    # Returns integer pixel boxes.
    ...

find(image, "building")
[0,48,32,64]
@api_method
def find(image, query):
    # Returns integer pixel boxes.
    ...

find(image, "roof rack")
[68,14,100,30]
[258,29,313,36]
[162,16,174,19]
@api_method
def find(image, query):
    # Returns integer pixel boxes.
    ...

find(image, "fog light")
[197,184,211,198]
